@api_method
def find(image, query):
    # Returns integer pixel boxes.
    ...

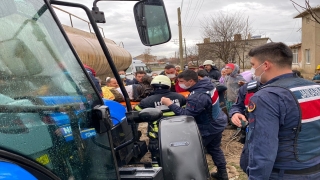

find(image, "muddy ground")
[138,123,247,180]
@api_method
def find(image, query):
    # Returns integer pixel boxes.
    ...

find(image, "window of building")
[292,49,298,64]
[305,49,310,64]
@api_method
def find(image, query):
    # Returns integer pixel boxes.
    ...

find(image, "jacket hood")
[189,77,214,92]
[206,66,219,72]
[230,64,240,77]
[211,66,219,71]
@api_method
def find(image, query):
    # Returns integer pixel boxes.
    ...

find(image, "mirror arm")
[93,0,142,7]
[50,0,132,112]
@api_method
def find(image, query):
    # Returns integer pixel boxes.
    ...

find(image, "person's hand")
[238,81,246,86]
[161,97,173,106]
[231,113,247,127]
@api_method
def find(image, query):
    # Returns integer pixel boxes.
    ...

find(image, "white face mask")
[179,83,190,89]
[152,76,157,79]
[250,62,265,82]
[119,75,126,79]
[252,72,265,82]
[166,74,176,79]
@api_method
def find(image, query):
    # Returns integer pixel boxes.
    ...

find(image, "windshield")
[0,0,117,179]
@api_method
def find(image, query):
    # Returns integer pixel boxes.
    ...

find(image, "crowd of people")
[87,42,320,180]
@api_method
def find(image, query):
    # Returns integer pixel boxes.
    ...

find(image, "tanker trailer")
[62,25,132,81]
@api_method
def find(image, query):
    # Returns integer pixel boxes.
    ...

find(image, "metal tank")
[63,25,132,81]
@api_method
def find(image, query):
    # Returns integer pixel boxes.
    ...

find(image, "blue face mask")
[119,75,126,79]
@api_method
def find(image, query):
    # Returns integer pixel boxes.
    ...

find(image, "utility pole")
[177,7,184,68]
[184,38,187,65]
[175,51,177,64]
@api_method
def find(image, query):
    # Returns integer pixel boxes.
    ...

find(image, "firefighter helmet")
[151,75,171,88]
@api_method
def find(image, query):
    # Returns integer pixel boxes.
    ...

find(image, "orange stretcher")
[120,101,139,108]
[178,91,190,98]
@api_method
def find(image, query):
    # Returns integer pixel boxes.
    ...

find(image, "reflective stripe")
[290,85,320,123]
[247,83,257,89]
[153,124,158,132]
[134,105,142,111]
[149,132,157,138]
[163,111,175,116]
[290,85,320,92]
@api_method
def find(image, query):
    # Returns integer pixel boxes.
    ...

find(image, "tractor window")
[0,0,117,179]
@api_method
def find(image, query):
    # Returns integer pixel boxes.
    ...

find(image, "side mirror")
[133,0,171,46]
[91,6,106,23]
[136,108,163,123]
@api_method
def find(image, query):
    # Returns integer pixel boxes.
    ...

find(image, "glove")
[148,138,159,152]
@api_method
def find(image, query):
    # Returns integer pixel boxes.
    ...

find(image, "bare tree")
[291,0,320,24]
[233,17,254,71]
[143,48,152,65]
[187,45,200,66]
[199,11,253,69]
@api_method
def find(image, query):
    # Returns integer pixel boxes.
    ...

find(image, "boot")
[211,169,229,180]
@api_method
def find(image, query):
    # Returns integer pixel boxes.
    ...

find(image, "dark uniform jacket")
[241,73,320,179]
[138,89,186,111]
[168,78,227,136]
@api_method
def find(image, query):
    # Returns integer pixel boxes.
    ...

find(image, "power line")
[183,0,204,37]
[283,19,299,42]
[183,0,201,37]
[182,0,192,28]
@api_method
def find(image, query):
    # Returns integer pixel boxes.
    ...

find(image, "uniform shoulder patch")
[247,101,256,112]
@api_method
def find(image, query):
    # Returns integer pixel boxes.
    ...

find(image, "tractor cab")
[0,0,170,179]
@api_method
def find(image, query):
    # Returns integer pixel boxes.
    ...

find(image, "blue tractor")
[0,0,209,179]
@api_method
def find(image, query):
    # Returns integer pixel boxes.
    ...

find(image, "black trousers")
[202,131,227,170]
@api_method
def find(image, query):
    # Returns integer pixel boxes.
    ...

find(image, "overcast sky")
[54,0,319,59]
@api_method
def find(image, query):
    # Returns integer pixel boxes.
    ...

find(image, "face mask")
[166,74,176,79]
[119,75,125,79]
[250,62,264,75]
[152,76,157,79]
[250,62,265,82]
[179,83,190,89]
[253,72,265,82]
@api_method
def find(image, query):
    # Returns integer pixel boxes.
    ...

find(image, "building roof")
[294,6,320,18]
[289,43,302,48]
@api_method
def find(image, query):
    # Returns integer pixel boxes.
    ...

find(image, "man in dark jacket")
[160,64,186,92]
[232,42,320,179]
[118,70,132,86]
[136,75,186,111]
[135,75,186,164]
[127,70,146,85]
[203,60,221,80]
[161,70,228,180]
